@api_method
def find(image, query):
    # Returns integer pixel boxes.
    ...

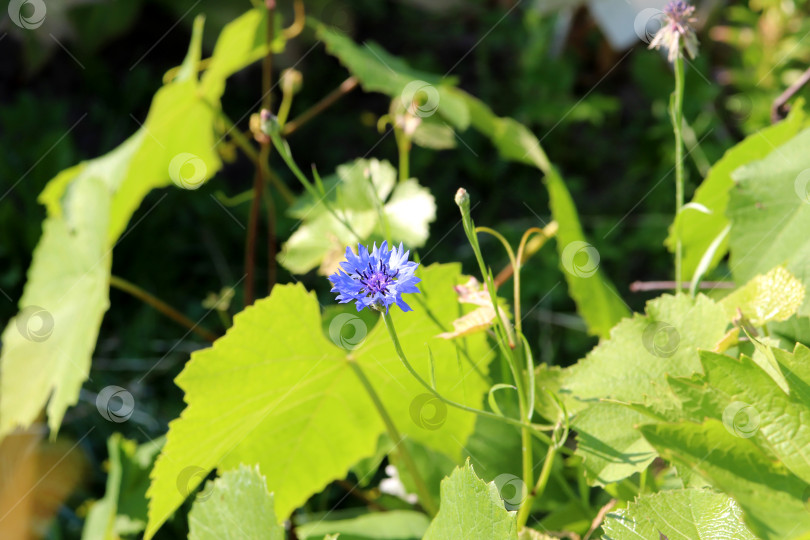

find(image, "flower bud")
[454,188,470,211]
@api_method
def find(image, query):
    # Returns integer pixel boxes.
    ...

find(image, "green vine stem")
[516,444,557,528]
[347,360,438,516]
[381,311,565,451]
[671,55,685,294]
[109,275,218,342]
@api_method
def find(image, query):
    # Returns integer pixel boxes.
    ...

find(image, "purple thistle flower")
[649,0,699,63]
[329,242,421,313]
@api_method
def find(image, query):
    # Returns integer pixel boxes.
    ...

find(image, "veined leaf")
[422,460,518,540]
[641,419,810,540]
[668,103,808,278]
[188,465,285,540]
[719,265,806,325]
[602,488,757,540]
[145,264,492,537]
[1,10,280,439]
[279,159,435,275]
[0,176,110,436]
[296,510,429,540]
[552,294,727,415]
[728,126,810,316]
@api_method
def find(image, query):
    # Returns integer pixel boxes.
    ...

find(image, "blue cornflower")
[329,242,421,313]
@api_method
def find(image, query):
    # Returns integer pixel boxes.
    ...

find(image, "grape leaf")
[719,266,806,325]
[145,264,492,537]
[668,347,810,485]
[640,420,810,540]
[728,127,810,316]
[188,465,284,540]
[201,8,286,102]
[553,294,728,415]
[279,159,435,275]
[0,176,110,436]
[295,510,430,540]
[667,104,808,279]
[602,488,757,540]
[1,10,282,440]
[313,22,469,130]
[422,460,518,540]
[573,402,658,486]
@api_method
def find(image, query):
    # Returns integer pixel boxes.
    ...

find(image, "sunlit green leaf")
[602,488,757,539]
[422,460,518,540]
[145,264,492,537]
[188,465,285,540]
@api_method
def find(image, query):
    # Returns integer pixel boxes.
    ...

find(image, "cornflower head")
[649,0,699,63]
[329,242,421,313]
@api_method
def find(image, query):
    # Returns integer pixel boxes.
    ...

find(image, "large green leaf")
[188,465,285,540]
[422,461,518,540]
[200,8,286,102]
[145,263,492,537]
[573,402,658,486]
[279,159,435,275]
[296,510,430,540]
[667,104,808,278]
[552,294,727,415]
[1,9,282,440]
[539,294,728,486]
[0,176,110,436]
[314,25,628,337]
[641,420,810,540]
[728,127,810,315]
[669,347,810,485]
[313,22,469,129]
[602,488,757,539]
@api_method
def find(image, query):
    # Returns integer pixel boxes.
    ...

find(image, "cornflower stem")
[672,55,685,294]
[456,195,536,516]
[381,312,566,452]
[347,360,437,516]
[516,444,557,529]
[109,276,218,342]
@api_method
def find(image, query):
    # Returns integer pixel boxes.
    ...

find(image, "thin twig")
[282,76,359,135]
[629,280,735,292]
[109,276,218,342]
[772,65,810,123]
[582,499,617,540]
